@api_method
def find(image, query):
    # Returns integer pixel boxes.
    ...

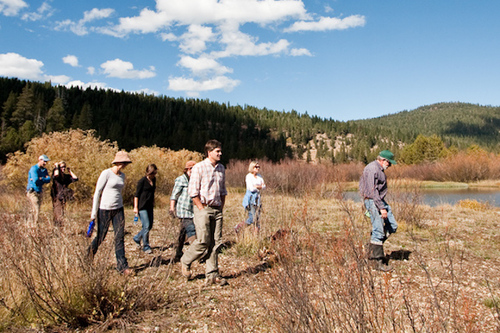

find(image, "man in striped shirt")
[181,140,228,286]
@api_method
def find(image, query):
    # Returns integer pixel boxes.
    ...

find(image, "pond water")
[343,188,500,207]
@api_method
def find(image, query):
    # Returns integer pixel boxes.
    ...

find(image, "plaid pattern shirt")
[170,174,193,218]
[188,158,227,207]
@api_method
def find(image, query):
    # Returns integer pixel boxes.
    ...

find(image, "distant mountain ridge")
[355,102,500,149]
[1,77,498,163]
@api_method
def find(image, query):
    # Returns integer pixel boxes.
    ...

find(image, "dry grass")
[1,135,499,331]
[0,184,498,332]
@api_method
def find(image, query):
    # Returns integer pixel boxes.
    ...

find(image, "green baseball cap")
[379,150,397,165]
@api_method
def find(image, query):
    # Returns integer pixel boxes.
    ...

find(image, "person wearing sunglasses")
[51,161,78,226]
[235,161,266,235]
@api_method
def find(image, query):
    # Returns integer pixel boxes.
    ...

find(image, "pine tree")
[78,102,93,130]
[46,97,66,132]
[11,83,35,127]
[2,91,18,136]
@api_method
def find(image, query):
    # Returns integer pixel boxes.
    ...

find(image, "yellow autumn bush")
[1,129,203,204]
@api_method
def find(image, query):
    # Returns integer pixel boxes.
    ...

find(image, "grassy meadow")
[0,131,499,332]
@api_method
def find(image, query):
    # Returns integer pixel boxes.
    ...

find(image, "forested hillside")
[356,103,500,149]
[1,77,499,163]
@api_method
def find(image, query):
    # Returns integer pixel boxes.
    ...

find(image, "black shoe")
[370,259,392,272]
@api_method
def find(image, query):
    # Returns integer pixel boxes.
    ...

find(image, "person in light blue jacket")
[26,154,51,225]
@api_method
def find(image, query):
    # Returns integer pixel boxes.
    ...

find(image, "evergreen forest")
[1,77,500,164]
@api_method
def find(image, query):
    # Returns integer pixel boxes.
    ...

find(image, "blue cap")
[38,154,50,162]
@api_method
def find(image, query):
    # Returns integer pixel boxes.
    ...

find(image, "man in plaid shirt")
[170,160,197,261]
[181,140,228,286]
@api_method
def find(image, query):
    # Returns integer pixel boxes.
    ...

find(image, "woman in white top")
[87,151,133,275]
[235,161,266,234]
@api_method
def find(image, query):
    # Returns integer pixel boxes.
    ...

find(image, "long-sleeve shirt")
[26,164,50,193]
[135,176,156,211]
[170,174,193,218]
[188,158,227,207]
[359,160,388,211]
[91,168,125,219]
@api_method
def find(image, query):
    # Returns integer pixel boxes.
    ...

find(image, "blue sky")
[1,0,499,121]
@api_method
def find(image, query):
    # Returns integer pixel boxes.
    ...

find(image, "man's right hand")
[380,209,388,219]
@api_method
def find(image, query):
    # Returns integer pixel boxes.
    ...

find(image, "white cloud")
[46,74,71,85]
[0,52,71,84]
[65,80,110,90]
[55,8,114,36]
[87,66,95,75]
[59,1,365,96]
[0,0,27,16]
[168,75,240,94]
[0,52,44,80]
[107,0,308,37]
[213,27,290,58]
[179,24,216,54]
[101,59,156,79]
[284,15,366,32]
[21,1,53,21]
[132,88,159,96]
[62,55,79,67]
[178,55,232,76]
[160,32,177,42]
[290,48,312,56]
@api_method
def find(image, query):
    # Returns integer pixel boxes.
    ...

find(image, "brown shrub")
[226,159,364,196]
[2,129,118,201]
[389,150,500,182]
[125,146,203,204]
[1,130,203,205]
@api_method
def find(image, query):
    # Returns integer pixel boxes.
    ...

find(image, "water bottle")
[133,214,138,225]
[86,219,95,237]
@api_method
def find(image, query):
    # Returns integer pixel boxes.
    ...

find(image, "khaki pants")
[181,205,223,276]
[27,191,42,226]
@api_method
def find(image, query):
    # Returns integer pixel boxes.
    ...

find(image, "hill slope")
[1,77,499,163]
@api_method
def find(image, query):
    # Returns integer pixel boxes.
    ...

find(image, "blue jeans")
[175,218,196,258]
[364,199,398,245]
[88,207,128,272]
[245,204,261,228]
[134,208,153,250]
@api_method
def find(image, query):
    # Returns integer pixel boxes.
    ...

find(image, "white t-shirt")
[245,173,266,192]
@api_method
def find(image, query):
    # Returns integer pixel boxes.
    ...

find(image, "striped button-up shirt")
[170,174,193,218]
[188,158,227,207]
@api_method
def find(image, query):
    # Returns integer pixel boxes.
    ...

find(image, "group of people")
[26,154,78,226]
[27,141,399,281]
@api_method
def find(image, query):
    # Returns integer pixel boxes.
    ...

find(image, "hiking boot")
[205,273,228,286]
[143,247,152,254]
[181,262,192,279]
[133,237,141,249]
[370,259,393,272]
